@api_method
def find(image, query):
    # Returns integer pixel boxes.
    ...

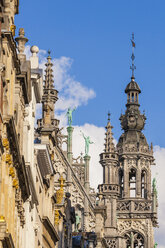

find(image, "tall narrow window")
[119,169,124,198]
[141,170,147,198]
[132,92,134,102]
[129,169,136,197]
[128,93,130,103]
[135,93,138,102]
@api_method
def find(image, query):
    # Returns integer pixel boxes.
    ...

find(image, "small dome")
[30,45,39,54]
[125,77,141,93]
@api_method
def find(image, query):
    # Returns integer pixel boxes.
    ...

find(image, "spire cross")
[130,33,136,77]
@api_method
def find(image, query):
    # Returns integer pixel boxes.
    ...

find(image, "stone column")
[147,168,152,199]
[84,155,90,194]
[136,159,141,197]
[67,126,74,186]
[84,155,90,231]
[123,159,129,198]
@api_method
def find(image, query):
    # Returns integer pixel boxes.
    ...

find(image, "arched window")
[135,93,138,102]
[132,92,134,102]
[128,93,130,103]
[141,170,147,198]
[124,231,144,248]
[119,169,124,197]
[129,169,136,197]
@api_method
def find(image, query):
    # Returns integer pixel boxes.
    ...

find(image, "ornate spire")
[37,52,59,130]
[130,33,136,78]
[44,51,54,89]
[104,112,115,153]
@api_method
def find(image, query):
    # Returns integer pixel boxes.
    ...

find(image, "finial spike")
[48,49,51,56]
[108,111,111,121]
[130,33,136,78]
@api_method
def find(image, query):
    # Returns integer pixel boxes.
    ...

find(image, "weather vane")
[130,33,136,78]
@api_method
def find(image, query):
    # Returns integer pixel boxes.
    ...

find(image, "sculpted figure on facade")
[81,131,94,155]
[66,107,76,127]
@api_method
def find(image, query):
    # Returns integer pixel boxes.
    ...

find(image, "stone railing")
[37,118,59,128]
[100,152,118,161]
[117,199,152,213]
[117,146,153,155]
[98,184,120,195]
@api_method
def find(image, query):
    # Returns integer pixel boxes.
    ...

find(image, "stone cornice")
[1,31,20,74]
[42,216,59,243]
[4,115,30,201]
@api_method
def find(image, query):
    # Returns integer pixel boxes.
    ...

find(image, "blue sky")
[15,0,165,147]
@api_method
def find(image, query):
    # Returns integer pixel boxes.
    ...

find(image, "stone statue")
[154,243,158,248]
[81,131,94,155]
[66,107,76,127]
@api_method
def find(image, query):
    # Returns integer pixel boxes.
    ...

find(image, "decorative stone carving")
[134,201,151,211]
[117,220,146,236]
[88,212,96,231]
[117,201,130,211]
[103,238,117,248]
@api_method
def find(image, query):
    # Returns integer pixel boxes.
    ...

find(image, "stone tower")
[37,51,59,144]
[97,37,158,248]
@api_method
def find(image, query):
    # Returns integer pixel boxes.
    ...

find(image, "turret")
[99,113,118,188]
[37,51,59,144]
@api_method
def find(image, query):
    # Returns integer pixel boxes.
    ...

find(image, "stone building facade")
[95,76,158,248]
[0,0,158,248]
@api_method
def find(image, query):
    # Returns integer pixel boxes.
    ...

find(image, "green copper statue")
[75,213,80,232]
[154,243,158,248]
[66,107,76,127]
[81,131,94,155]
[152,177,157,196]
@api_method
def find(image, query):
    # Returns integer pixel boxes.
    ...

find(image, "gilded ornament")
[6,154,12,165]
[2,138,9,150]
[13,179,19,189]
[56,176,64,204]
[0,215,5,222]
[10,24,16,36]
[51,152,54,161]
[9,167,15,178]
[55,210,60,225]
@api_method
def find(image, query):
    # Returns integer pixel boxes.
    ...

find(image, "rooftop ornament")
[66,107,76,127]
[130,32,136,78]
[80,131,94,156]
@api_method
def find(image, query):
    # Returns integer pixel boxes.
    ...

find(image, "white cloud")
[25,45,96,122]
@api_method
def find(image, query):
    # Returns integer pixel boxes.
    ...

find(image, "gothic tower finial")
[104,112,115,153]
[44,52,54,89]
[130,32,136,79]
[37,53,59,132]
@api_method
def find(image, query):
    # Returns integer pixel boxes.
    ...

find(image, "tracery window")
[119,169,124,197]
[141,170,147,198]
[129,169,136,197]
[132,92,134,102]
[124,231,144,248]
